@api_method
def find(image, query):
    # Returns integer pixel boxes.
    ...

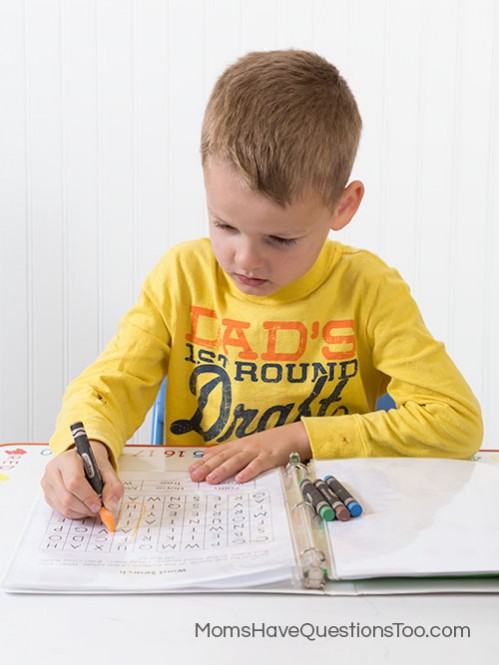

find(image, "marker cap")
[347,501,363,517]
[334,503,351,521]
[318,505,335,521]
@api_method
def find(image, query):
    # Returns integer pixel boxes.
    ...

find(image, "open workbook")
[3,446,499,594]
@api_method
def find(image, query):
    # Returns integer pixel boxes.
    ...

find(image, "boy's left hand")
[188,421,312,484]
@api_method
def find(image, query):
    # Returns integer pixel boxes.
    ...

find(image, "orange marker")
[70,422,116,532]
[98,506,116,533]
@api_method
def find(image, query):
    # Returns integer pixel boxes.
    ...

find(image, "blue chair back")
[151,378,167,444]
[376,393,396,411]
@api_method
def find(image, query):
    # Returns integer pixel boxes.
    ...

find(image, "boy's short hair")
[201,49,362,209]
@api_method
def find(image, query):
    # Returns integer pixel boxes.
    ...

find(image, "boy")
[42,50,482,520]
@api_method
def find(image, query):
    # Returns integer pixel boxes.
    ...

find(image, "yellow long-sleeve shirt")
[50,238,483,466]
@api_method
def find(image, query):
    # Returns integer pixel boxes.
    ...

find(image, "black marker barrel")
[314,479,350,522]
[324,475,362,517]
[70,422,104,496]
[299,479,335,521]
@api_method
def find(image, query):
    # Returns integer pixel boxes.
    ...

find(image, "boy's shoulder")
[141,238,216,305]
[152,237,215,275]
[162,237,213,263]
[330,241,412,301]
[332,241,396,277]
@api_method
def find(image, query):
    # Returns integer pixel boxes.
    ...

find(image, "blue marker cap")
[345,501,362,518]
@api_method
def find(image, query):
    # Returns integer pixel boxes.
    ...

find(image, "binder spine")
[282,455,330,590]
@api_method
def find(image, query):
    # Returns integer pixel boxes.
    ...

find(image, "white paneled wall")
[0,0,498,446]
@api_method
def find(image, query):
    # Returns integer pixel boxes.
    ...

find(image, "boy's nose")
[234,238,264,273]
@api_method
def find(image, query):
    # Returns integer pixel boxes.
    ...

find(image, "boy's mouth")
[234,273,268,288]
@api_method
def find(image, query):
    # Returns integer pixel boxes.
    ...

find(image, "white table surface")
[1,444,498,665]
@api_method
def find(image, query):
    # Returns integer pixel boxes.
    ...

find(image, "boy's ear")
[330,180,364,231]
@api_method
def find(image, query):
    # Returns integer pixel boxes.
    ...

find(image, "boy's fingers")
[90,441,124,511]
[42,443,123,518]
[42,465,98,518]
[235,456,273,483]
[189,445,226,472]
[189,445,241,481]
[204,455,244,483]
[189,441,275,484]
[206,447,278,484]
[59,459,102,514]
[100,468,124,512]
[50,491,95,520]
[189,446,226,477]
[204,449,256,484]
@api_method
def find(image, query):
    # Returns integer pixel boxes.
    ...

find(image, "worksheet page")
[4,449,295,592]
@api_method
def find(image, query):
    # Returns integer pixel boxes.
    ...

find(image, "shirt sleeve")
[303,265,483,460]
[49,261,172,468]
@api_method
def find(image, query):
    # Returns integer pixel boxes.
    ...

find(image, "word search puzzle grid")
[41,475,275,554]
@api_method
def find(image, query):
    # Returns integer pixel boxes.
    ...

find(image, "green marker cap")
[319,505,335,521]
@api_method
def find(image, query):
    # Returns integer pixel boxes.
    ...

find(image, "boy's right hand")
[41,440,124,519]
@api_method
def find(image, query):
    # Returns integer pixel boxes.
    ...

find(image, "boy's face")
[204,159,339,297]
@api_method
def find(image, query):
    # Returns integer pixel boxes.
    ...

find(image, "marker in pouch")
[324,475,363,517]
[314,478,351,522]
[299,478,335,522]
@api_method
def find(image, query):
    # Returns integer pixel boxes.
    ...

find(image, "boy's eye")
[269,235,298,247]
[212,221,297,247]
[213,221,236,233]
